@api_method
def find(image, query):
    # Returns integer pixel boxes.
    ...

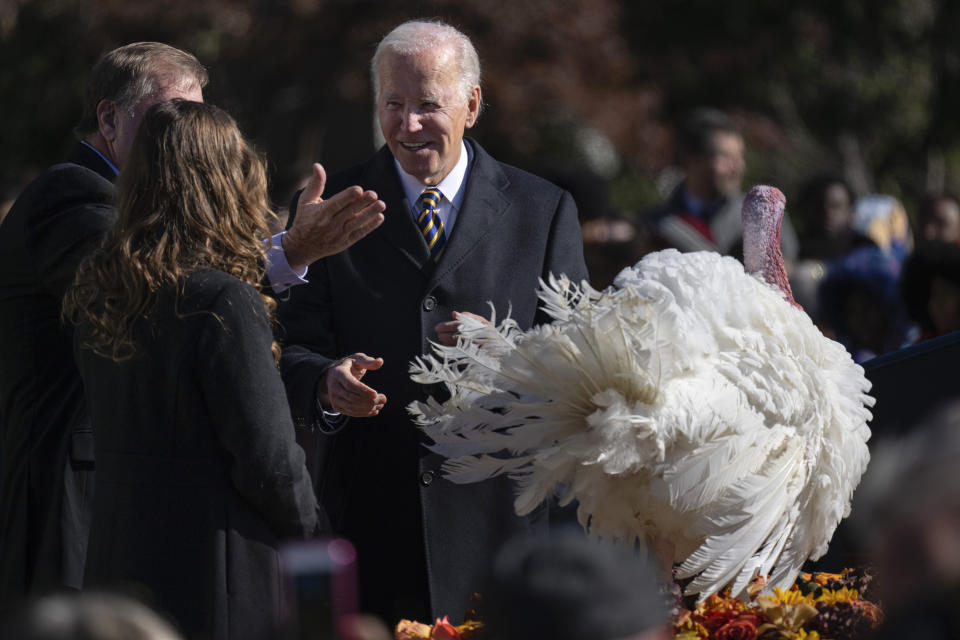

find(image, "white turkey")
[408,185,874,600]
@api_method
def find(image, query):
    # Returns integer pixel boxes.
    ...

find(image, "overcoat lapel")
[428,140,511,287]
[364,146,431,270]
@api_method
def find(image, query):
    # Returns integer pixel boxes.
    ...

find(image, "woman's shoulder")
[177,269,263,316]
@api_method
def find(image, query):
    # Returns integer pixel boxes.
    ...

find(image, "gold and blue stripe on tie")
[416,187,446,261]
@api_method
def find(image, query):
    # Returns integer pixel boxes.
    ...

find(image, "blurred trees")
[620,0,960,214]
[2,0,960,217]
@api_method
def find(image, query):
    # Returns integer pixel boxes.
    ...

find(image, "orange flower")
[430,616,462,640]
[395,619,432,640]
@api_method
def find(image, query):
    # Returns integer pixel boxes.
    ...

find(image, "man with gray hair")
[0,41,383,609]
[279,20,588,625]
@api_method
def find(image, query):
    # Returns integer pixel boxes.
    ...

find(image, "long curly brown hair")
[64,100,279,362]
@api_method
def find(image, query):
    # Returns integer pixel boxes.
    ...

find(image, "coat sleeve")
[198,280,326,539]
[277,254,343,432]
[536,189,589,324]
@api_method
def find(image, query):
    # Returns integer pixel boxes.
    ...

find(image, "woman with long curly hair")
[63,100,326,640]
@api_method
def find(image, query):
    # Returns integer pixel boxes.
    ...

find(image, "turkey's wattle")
[742,185,799,309]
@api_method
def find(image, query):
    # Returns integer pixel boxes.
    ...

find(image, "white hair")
[371,20,481,110]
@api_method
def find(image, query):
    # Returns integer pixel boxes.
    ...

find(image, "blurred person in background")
[851,194,913,265]
[63,100,327,640]
[916,193,960,246]
[640,107,798,261]
[0,591,183,640]
[545,165,652,289]
[816,194,916,361]
[480,531,672,640]
[790,174,860,321]
[817,251,909,362]
[901,240,960,341]
[851,401,960,639]
[794,173,859,262]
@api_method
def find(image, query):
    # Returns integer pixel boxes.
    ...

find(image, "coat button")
[423,296,437,312]
[420,471,435,487]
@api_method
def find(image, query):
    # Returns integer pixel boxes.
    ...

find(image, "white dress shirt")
[394,140,473,235]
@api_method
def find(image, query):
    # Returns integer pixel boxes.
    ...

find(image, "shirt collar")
[395,140,472,210]
[80,140,120,177]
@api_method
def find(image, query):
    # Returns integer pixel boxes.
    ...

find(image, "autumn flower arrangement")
[673,569,883,640]
[395,615,483,640]
[392,570,881,640]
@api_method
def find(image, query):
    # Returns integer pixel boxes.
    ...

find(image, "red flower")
[430,616,461,640]
[714,614,760,640]
[703,610,738,633]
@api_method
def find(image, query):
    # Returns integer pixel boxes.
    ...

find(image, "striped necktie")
[416,187,447,262]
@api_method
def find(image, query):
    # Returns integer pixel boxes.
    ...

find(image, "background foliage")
[2,0,958,221]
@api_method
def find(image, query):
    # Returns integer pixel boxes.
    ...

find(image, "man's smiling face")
[376,47,480,186]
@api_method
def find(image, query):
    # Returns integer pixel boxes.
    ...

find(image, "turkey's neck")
[743,215,799,308]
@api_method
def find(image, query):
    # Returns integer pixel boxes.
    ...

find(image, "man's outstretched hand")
[318,353,387,418]
[282,163,386,271]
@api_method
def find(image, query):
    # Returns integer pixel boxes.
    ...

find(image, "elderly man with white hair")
[279,19,588,625]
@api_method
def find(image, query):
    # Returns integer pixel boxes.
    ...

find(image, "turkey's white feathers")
[408,249,874,599]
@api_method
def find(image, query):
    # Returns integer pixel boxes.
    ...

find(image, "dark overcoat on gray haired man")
[279,137,588,625]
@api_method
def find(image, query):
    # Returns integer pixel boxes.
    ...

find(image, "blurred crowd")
[4,106,958,366]
[576,107,960,364]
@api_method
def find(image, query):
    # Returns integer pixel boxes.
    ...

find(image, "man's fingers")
[338,201,386,243]
[333,371,378,401]
[453,310,490,324]
[434,312,493,347]
[334,399,383,417]
[341,405,383,418]
[329,192,384,230]
[331,383,387,417]
[435,320,459,333]
[325,354,387,416]
[342,199,387,226]
[345,211,385,243]
[434,318,460,346]
[320,185,369,216]
[350,354,384,372]
[334,356,383,395]
[300,163,327,205]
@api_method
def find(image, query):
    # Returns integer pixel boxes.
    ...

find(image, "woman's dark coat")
[76,269,324,640]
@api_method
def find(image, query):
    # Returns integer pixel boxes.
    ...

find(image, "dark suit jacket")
[279,138,588,624]
[77,270,324,640]
[0,143,114,607]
